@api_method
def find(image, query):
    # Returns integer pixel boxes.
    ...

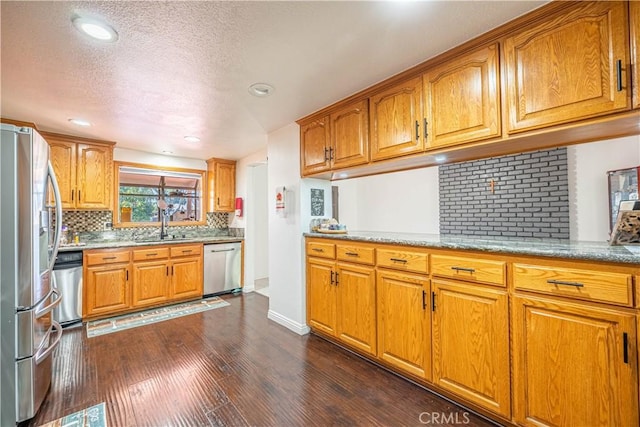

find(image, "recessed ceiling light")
[162,150,173,155]
[72,15,118,42]
[68,118,91,127]
[248,83,274,97]
[184,136,200,143]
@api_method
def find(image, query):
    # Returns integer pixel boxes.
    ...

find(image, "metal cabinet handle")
[312,248,324,252]
[546,279,584,288]
[330,271,334,285]
[424,118,428,139]
[335,272,339,285]
[415,120,419,140]
[146,252,158,256]
[390,258,407,264]
[102,256,117,260]
[616,59,623,92]
[345,252,359,257]
[422,290,427,310]
[78,190,81,201]
[451,266,475,273]
[71,189,74,201]
[182,249,193,253]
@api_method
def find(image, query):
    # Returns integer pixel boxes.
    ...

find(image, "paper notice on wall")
[276,186,286,217]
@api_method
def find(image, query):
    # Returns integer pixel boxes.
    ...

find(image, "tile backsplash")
[439,147,569,239]
[57,211,232,233]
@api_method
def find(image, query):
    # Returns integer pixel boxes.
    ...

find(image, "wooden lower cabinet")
[84,263,130,317]
[376,269,431,380]
[512,294,638,427]
[132,261,169,307]
[170,256,203,300]
[307,256,377,356]
[335,262,376,355]
[431,280,510,418]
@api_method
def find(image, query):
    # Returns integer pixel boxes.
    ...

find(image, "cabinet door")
[330,100,369,169]
[432,280,510,418]
[84,264,130,317]
[300,117,330,176]
[214,161,236,212]
[76,143,112,209]
[335,262,376,356]
[377,269,431,380]
[132,261,169,307]
[170,256,203,300]
[512,295,638,427]
[48,139,76,208]
[370,76,424,161]
[424,44,500,148]
[504,2,630,133]
[306,257,337,336]
[631,0,640,109]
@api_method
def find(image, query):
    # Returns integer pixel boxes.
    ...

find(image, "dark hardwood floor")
[25,293,496,427]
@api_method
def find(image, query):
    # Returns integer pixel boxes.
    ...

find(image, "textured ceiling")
[1,1,546,161]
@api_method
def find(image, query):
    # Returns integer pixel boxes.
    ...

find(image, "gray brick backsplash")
[439,147,569,239]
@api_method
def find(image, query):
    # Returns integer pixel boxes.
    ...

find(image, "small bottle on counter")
[73,232,80,244]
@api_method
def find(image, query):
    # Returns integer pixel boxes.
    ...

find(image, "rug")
[39,402,106,427]
[86,297,230,338]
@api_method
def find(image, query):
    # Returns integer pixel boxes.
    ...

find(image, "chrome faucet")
[160,209,169,239]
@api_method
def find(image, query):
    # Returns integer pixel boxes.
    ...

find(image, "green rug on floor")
[39,402,106,427]
[86,297,230,337]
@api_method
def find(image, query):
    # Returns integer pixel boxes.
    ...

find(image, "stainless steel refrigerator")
[0,124,63,425]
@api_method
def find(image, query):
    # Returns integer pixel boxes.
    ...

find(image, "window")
[113,162,206,227]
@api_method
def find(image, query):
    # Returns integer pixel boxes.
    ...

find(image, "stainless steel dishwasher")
[203,242,242,296]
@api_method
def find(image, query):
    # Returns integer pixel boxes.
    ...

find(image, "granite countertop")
[304,231,640,265]
[58,235,243,252]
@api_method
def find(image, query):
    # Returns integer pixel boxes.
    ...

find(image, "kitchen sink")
[134,235,194,243]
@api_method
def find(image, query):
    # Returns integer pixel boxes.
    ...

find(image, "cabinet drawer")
[170,244,202,258]
[307,241,336,259]
[133,247,170,261]
[336,244,375,265]
[432,255,506,287]
[377,248,428,274]
[85,249,131,266]
[513,264,633,306]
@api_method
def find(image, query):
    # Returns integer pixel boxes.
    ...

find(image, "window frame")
[113,161,207,228]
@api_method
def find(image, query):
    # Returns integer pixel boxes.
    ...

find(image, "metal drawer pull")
[182,249,193,253]
[345,252,359,257]
[102,256,117,260]
[547,279,584,288]
[312,248,324,252]
[390,258,407,263]
[146,252,158,256]
[451,266,475,273]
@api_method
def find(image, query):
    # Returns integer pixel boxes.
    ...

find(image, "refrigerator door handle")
[35,321,62,365]
[34,288,62,319]
[48,161,63,272]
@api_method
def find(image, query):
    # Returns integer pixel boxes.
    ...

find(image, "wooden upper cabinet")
[45,132,113,210]
[206,158,236,212]
[512,295,638,427]
[48,139,76,208]
[300,116,330,175]
[370,76,424,161]
[330,100,369,169]
[631,0,640,109]
[504,1,630,133]
[76,144,112,209]
[424,44,501,148]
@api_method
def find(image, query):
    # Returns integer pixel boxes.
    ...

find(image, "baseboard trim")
[267,310,310,335]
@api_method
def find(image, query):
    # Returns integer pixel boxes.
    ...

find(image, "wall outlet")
[103,222,113,230]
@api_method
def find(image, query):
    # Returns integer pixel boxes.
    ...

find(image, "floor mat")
[86,297,230,337]
[38,402,106,427]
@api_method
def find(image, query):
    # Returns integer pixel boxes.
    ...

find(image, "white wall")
[229,148,268,291]
[335,166,440,233]
[568,134,640,242]
[114,147,206,170]
[252,164,269,280]
[267,123,308,334]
